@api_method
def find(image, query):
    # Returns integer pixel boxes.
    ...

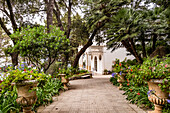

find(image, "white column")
[86,54,88,70]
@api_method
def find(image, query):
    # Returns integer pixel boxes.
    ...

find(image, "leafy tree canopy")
[10,25,70,72]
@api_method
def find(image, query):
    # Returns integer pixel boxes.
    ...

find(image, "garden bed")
[110,57,170,113]
[0,77,63,113]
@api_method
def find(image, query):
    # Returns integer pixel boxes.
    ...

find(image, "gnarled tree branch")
[53,0,64,31]
[6,0,18,31]
[0,17,11,36]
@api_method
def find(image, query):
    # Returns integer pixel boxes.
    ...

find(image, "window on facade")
[99,55,102,60]
[94,56,97,71]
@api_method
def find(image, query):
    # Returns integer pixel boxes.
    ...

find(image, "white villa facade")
[78,44,135,74]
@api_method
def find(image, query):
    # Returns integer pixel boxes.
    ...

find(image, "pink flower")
[165,64,167,68]
[30,70,33,73]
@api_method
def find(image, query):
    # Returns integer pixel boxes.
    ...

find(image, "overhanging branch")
[6,0,18,31]
[0,17,11,36]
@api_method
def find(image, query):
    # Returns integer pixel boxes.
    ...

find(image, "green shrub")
[0,77,63,112]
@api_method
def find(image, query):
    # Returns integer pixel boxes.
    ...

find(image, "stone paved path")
[38,74,147,113]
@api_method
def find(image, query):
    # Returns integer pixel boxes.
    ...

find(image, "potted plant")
[58,68,72,90]
[0,67,46,113]
[113,60,126,89]
[139,56,170,113]
[103,69,108,75]
[58,74,69,90]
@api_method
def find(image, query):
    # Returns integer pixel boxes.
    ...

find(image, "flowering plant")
[139,55,170,92]
[126,65,146,86]
[58,67,73,79]
[139,56,169,80]
[0,66,47,91]
[113,59,128,74]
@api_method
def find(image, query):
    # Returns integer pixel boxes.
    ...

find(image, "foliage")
[122,82,153,109]
[10,25,70,72]
[126,65,145,86]
[0,86,21,113]
[139,56,170,92]
[104,69,107,73]
[139,56,169,80]
[110,56,170,113]
[33,78,63,110]
[46,61,63,77]
[0,28,11,66]
[0,75,63,112]
[78,69,88,74]
[112,59,128,73]
[103,0,169,63]
[110,76,119,86]
[110,75,154,109]
[0,66,47,93]
[57,67,74,79]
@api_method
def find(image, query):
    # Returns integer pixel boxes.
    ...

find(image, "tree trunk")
[72,20,106,68]
[121,39,135,56]
[141,32,146,58]
[73,40,93,68]
[10,52,18,66]
[64,0,72,69]
[0,1,19,66]
[152,33,157,53]
[66,0,72,39]
[53,0,64,31]
[128,38,143,64]
[47,0,54,33]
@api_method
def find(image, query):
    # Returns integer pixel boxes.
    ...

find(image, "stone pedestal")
[148,79,168,113]
[59,74,69,90]
[14,80,38,113]
[117,74,125,89]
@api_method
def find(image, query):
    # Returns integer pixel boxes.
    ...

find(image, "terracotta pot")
[59,74,69,90]
[147,79,169,113]
[14,80,38,113]
[117,74,125,89]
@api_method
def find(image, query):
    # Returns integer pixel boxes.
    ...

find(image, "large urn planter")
[12,80,38,113]
[59,74,69,90]
[117,73,125,89]
[147,79,169,113]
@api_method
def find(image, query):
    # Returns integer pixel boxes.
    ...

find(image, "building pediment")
[88,46,103,53]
